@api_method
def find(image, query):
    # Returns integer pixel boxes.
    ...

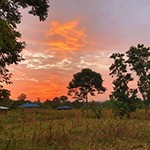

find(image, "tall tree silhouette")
[126,44,150,111]
[68,68,106,117]
[109,53,138,118]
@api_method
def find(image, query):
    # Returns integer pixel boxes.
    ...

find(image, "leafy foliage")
[68,68,106,117]
[0,88,11,100]
[126,44,150,109]
[109,53,139,118]
[17,93,27,101]
[68,68,106,101]
[60,95,68,103]
[51,97,61,108]
[0,19,25,86]
[0,0,49,86]
[0,0,49,27]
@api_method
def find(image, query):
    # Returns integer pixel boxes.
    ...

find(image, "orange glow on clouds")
[47,19,87,50]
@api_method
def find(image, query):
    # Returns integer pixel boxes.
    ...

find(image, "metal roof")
[19,103,40,108]
[57,106,72,109]
[0,106,9,110]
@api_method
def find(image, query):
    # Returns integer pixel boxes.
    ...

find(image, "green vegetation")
[0,0,149,148]
[109,53,139,118]
[126,44,150,111]
[0,0,49,86]
[0,109,150,150]
[68,68,106,117]
[109,44,150,117]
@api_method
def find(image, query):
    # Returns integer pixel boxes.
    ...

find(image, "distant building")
[0,106,9,114]
[18,103,40,108]
[57,106,72,110]
[0,106,9,110]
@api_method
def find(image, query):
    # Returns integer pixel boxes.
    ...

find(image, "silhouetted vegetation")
[109,44,150,117]
[109,53,139,118]
[126,44,150,111]
[0,0,49,87]
[68,68,106,117]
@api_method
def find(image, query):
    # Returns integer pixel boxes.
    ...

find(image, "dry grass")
[0,109,150,150]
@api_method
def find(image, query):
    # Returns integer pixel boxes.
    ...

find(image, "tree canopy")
[60,95,68,103]
[0,0,49,27]
[109,44,150,116]
[68,68,106,102]
[126,44,150,109]
[17,93,27,101]
[68,68,106,117]
[109,53,139,117]
[0,0,49,87]
[0,88,11,101]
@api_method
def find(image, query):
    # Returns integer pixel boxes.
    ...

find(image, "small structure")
[0,106,9,114]
[18,103,40,108]
[0,106,9,110]
[57,106,72,110]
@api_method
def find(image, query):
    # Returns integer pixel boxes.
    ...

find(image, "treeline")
[0,93,83,109]
[0,93,145,111]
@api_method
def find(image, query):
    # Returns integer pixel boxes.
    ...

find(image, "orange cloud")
[47,19,87,50]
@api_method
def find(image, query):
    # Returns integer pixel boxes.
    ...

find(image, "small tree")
[0,88,11,106]
[60,95,68,103]
[0,89,11,101]
[72,99,84,109]
[68,68,106,117]
[51,97,60,108]
[53,97,60,103]
[43,99,52,108]
[109,53,139,118]
[126,44,150,111]
[17,93,27,101]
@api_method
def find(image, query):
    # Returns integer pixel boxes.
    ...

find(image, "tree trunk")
[139,84,149,115]
[85,94,89,118]
[141,92,149,115]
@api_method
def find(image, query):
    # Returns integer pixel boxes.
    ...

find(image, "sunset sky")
[5,0,150,101]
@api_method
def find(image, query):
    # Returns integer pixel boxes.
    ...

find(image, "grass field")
[0,109,150,150]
